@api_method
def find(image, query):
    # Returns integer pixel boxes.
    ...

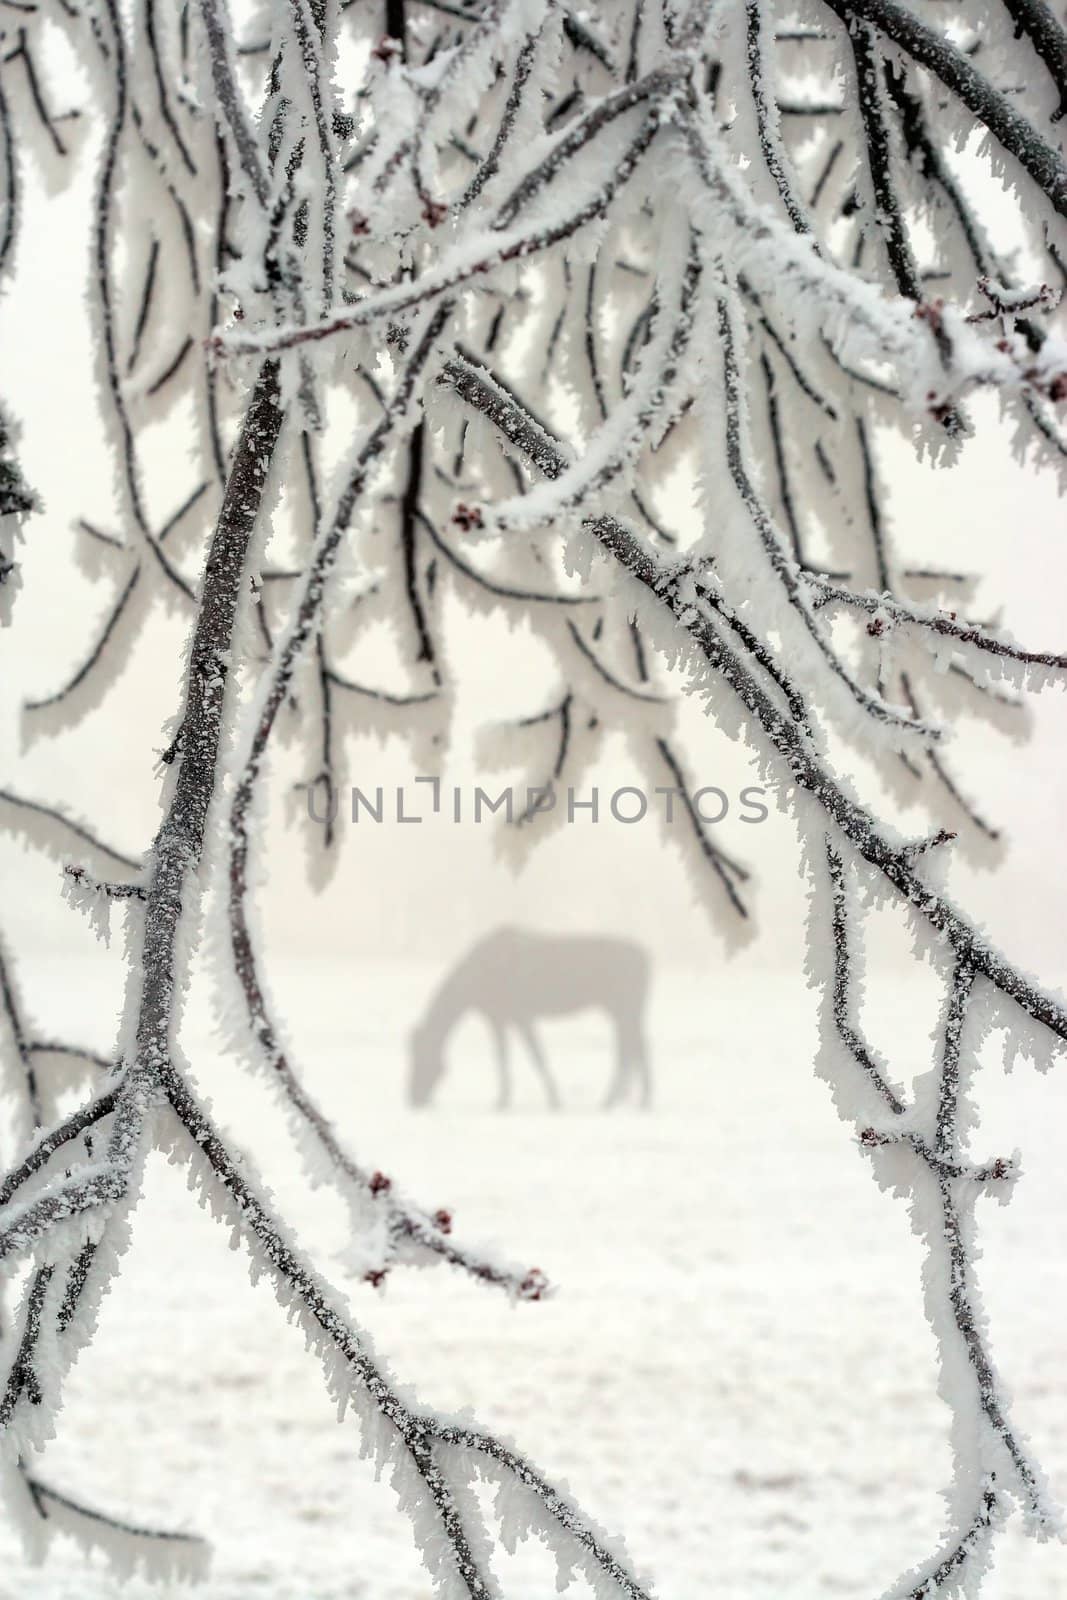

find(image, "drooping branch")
[162,1064,645,1600]
[440,351,1067,1042]
[819,0,1067,218]
[820,847,1052,1595]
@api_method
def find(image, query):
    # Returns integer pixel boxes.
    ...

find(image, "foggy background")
[0,142,1064,982]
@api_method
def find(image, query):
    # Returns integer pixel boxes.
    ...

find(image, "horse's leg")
[517,1022,561,1110]
[601,1013,628,1110]
[604,998,651,1109]
[630,1010,651,1109]
[490,1019,512,1111]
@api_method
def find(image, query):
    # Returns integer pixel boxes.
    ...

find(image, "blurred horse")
[407,928,651,1110]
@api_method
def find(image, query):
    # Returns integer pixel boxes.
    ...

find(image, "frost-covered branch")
[820,846,1058,1594]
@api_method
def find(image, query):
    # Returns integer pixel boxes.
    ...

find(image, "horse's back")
[475,927,649,1017]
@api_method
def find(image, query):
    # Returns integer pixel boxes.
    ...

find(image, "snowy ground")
[1,962,1064,1599]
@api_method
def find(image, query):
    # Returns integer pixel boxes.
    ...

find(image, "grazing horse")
[407,927,651,1110]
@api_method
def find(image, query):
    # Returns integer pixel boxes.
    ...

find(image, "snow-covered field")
[1,963,1064,1599]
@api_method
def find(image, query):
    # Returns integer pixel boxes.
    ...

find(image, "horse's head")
[407,1023,443,1107]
